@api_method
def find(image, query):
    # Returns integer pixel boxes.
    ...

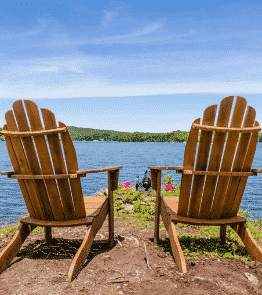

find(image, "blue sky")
[0,0,262,132]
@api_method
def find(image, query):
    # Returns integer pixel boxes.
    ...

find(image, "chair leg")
[220,225,227,244]
[0,223,33,274]
[161,200,187,273]
[44,227,52,244]
[108,190,114,248]
[231,223,262,263]
[68,199,109,281]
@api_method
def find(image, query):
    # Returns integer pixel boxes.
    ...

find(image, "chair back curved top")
[177,96,261,219]
[2,99,86,221]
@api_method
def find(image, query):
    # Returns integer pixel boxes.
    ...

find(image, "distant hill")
[0,126,189,142]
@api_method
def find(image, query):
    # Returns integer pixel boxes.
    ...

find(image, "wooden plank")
[231,120,260,216]
[5,110,45,219]
[182,171,256,176]
[154,170,162,244]
[161,198,187,273]
[187,104,217,218]
[10,173,81,179]
[177,118,200,217]
[59,122,86,219]
[77,166,122,175]
[192,124,261,133]
[24,99,65,221]
[108,170,115,247]
[231,223,262,263]
[2,125,36,218]
[169,213,246,226]
[210,96,247,219]
[198,96,234,219]
[41,108,75,220]
[12,100,54,220]
[148,166,184,171]
[220,225,227,244]
[68,196,109,281]
[1,127,67,137]
[0,224,34,274]
[221,105,256,218]
[20,215,94,227]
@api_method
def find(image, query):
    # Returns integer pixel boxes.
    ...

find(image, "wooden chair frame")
[0,99,122,281]
[149,96,262,273]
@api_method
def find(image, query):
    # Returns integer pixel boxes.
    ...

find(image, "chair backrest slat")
[177,118,200,217]
[59,122,86,218]
[198,96,233,219]
[209,96,247,219]
[178,96,260,220]
[41,107,76,220]
[23,100,65,220]
[187,104,217,218]
[3,123,38,218]
[231,120,260,216]
[221,105,256,218]
[5,108,46,220]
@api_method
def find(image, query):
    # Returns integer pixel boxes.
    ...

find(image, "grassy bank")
[1,183,262,262]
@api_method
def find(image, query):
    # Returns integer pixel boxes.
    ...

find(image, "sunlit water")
[0,141,261,227]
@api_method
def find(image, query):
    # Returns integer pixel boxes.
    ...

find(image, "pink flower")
[124,181,130,188]
[165,184,175,191]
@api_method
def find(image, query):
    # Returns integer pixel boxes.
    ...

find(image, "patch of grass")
[0,223,20,240]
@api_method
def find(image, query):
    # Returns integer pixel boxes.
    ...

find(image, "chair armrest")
[251,169,262,173]
[1,171,15,177]
[148,166,184,173]
[76,166,122,176]
[148,166,184,191]
[77,166,122,191]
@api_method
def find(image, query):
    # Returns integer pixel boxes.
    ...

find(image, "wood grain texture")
[231,223,262,263]
[2,125,36,218]
[177,118,200,217]
[5,109,45,219]
[24,99,65,221]
[153,170,162,244]
[198,96,234,219]
[222,105,256,218]
[59,122,86,219]
[1,127,67,137]
[12,100,54,221]
[188,104,217,218]
[41,108,75,220]
[161,198,187,273]
[192,123,261,133]
[68,197,109,281]
[210,96,247,219]
[0,224,34,274]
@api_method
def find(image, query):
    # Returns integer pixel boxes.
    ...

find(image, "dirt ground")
[0,213,262,295]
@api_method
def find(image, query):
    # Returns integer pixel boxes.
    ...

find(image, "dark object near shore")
[142,169,151,191]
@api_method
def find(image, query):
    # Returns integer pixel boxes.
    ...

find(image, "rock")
[93,189,108,197]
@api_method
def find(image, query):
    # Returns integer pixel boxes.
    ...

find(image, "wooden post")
[44,227,52,244]
[220,225,227,244]
[108,170,119,247]
[154,169,162,245]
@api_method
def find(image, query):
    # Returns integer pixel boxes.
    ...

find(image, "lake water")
[0,141,261,227]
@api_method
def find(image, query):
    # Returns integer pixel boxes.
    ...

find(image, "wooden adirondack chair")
[149,95,262,273]
[0,99,122,281]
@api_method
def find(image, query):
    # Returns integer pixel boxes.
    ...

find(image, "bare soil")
[0,214,262,295]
